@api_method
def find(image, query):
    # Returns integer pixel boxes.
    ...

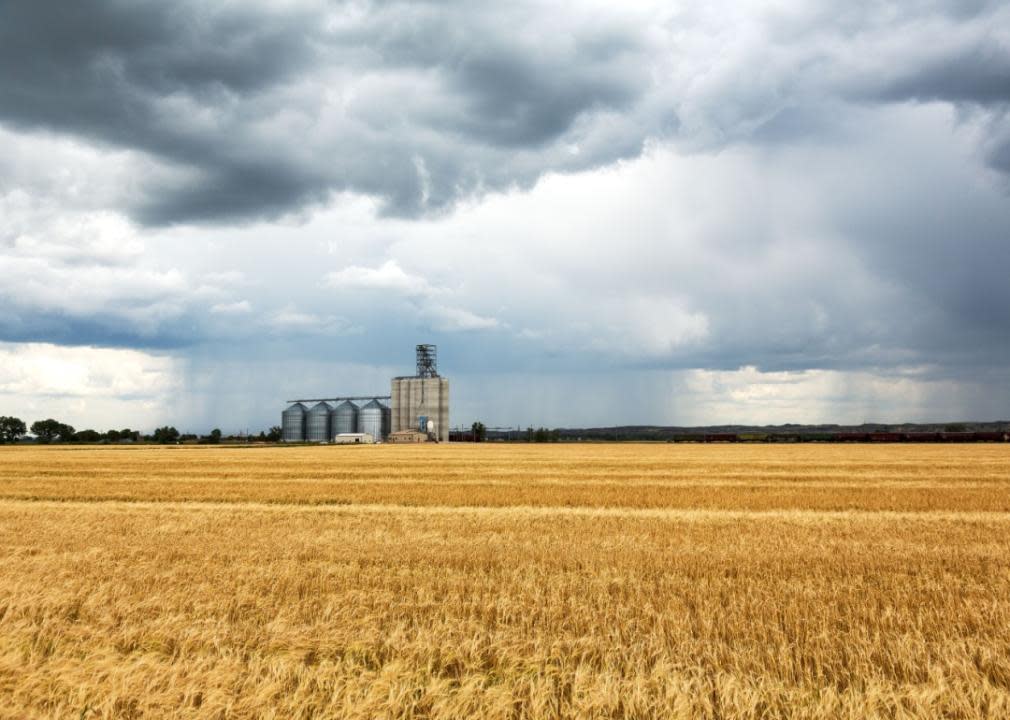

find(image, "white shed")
[333,432,374,444]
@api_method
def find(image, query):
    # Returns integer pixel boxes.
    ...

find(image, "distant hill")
[486,421,1010,442]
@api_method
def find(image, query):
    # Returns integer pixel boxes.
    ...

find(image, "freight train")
[453,429,1009,443]
[685,431,1010,443]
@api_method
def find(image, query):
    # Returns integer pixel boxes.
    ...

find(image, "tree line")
[3,414,565,445]
[464,422,561,443]
[0,416,283,444]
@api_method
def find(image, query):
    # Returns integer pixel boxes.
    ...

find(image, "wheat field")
[1,444,1009,718]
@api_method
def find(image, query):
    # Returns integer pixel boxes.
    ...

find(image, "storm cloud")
[0,1,663,223]
[1,0,1009,430]
[0,0,1004,225]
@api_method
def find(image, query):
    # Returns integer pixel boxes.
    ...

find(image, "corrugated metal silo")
[331,400,359,439]
[281,403,307,442]
[306,402,332,442]
[358,399,384,440]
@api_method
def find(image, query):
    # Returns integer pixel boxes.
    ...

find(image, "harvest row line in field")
[5,482,1010,512]
[8,497,1010,524]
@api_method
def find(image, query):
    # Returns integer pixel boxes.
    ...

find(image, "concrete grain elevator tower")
[391,344,450,442]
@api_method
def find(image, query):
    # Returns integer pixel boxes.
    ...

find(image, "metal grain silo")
[331,400,359,439]
[281,403,307,442]
[358,399,383,440]
[306,402,332,442]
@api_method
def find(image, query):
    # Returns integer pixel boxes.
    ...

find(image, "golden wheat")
[1,444,1009,718]
[2,444,1009,511]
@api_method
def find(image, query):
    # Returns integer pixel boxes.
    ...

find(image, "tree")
[0,416,27,444]
[152,426,180,444]
[105,429,122,442]
[30,419,74,443]
[206,428,222,444]
[266,426,282,442]
[57,423,76,442]
[29,419,56,442]
[73,429,102,443]
[471,421,487,443]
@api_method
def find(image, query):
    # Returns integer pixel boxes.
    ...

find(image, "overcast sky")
[2,0,1009,433]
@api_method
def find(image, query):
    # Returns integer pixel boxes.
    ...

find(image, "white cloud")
[267,308,321,327]
[203,270,246,285]
[264,305,353,336]
[325,259,499,333]
[3,201,143,266]
[677,365,972,426]
[591,296,710,357]
[0,187,194,339]
[0,342,178,398]
[425,304,499,332]
[0,126,158,213]
[0,342,181,430]
[210,300,252,315]
[325,259,435,296]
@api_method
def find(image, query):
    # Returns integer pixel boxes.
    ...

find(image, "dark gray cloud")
[3,0,1009,225]
[0,1,328,223]
[0,2,318,109]
[335,2,649,146]
[879,40,1010,105]
[0,9,301,166]
[0,0,660,224]
[872,33,1010,176]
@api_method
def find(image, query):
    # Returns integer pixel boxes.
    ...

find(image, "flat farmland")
[2,444,1010,718]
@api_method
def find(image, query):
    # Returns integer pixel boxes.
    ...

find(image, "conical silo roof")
[357,399,383,439]
[305,401,332,442]
[281,402,307,442]
[331,400,359,437]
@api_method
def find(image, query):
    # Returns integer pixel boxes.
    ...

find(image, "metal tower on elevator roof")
[416,344,438,378]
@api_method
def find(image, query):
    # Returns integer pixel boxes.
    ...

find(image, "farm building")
[387,429,428,443]
[391,345,449,443]
[333,433,374,444]
[280,344,448,443]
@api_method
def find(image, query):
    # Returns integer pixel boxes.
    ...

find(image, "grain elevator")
[281,343,448,443]
[391,344,450,442]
